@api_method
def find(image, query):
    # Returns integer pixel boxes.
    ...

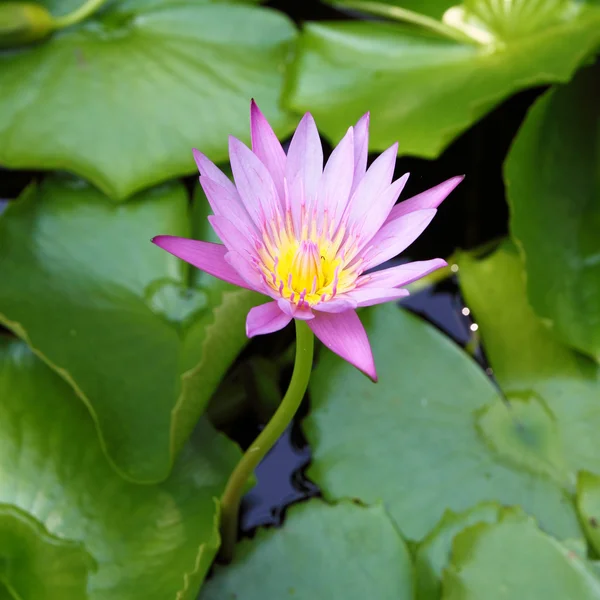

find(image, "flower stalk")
[52,0,108,29]
[219,320,314,562]
[0,0,108,48]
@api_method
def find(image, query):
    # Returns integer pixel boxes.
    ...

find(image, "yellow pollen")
[290,241,324,294]
[258,230,358,306]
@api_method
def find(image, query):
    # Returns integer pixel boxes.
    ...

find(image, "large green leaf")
[0,0,296,200]
[200,499,414,600]
[442,509,600,599]
[415,503,501,600]
[577,472,600,557]
[0,505,94,600]
[505,63,600,361]
[0,336,242,600]
[304,303,581,542]
[457,243,600,482]
[0,176,261,482]
[285,1,600,158]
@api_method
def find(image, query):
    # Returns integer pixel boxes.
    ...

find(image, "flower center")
[289,240,325,294]
[258,232,361,307]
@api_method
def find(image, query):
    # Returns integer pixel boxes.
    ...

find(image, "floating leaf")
[0,505,94,600]
[0,0,296,199]
[476,395,571,487]
[304,304,581,542]
[577,472,600,556]
[0,336,242,600]
[200,500,414,600]
[0,176,260,482]
[415,503,501,600]
[458,243,600,482]
[505,63,600,361]
[286,1,600,158]
[443,509,600,599]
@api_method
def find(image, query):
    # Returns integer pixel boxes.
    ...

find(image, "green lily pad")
[415,502,501,600]
[476,395,571,488]
[0,176,261,483]
[200,499,414,600]
[304,303,581,542]
[0,505,94,600]
[505,63,600,361]
[442,509,600,599]
[577,472,600,556]
[0,0,296,200]
[0,336,242,600]
[457,243,600,481]
[286,0,600,158]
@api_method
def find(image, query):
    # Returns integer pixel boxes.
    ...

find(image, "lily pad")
[0,176,261,482]
[442,509,600,599]
[286,0,600,158]
[0,0,296,200]
[415,503,501,600]
[0,336,242,600]
[577,472,600,556]
[457,243,600,482]
[476,395,571,488]
[304,303,581,542]
[200,500,414,600]
[0,505,94,600]
[505,63,600,361]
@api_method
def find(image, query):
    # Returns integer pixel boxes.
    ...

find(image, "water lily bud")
[0,2,54,48]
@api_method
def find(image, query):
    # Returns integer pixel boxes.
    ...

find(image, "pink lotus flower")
[153,101,462,381]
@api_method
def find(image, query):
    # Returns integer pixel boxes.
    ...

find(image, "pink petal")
[152,236,252,290]
[351,112,370,194]
[285,113,323,233]
[246,301,292,337]
[225,251,268,293]
[317,126,355,233]
[356,173,409,252]
[229,136,281,228]
[193,149,237,195]
[200,177,254,236]
[345,142,398,232]
[358,258,447,288]
[250,100,287,202]
[358,209,437,271]
[387,176,464,222]
[346,287,410,307]
[277,298,315,320]
[207,215,256,258]
[313,297,358,313]
[308,310,377,381]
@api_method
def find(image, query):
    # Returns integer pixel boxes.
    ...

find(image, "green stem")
[52,0,108,29]
[218,320,314,562]
[336,0,484,45]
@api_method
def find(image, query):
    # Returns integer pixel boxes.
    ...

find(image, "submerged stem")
[218,320,314,562]
[52,0,108,29]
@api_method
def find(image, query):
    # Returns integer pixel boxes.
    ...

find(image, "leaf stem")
[52,0,108,29]
[218,320,314,562]
[336,0,484,45]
